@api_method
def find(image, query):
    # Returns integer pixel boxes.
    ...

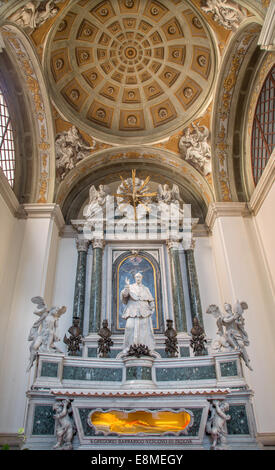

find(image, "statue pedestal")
[122,355,156,389]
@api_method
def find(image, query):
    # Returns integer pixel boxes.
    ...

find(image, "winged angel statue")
[206,301,252,370]
[157,183,184,219]
[27,296,66,371]
[83,184,110,219]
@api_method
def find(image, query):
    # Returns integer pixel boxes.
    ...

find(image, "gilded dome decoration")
[45,0,216,144]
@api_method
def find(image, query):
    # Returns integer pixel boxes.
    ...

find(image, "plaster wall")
[51,237,78,354]
[0,194,24,363]
[211,214,275,434]
[194,237,222,338]
[0,204,61,433]
[254,181,275,296]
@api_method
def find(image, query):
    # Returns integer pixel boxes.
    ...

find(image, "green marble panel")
[185,408,203,436]
[155,349,168,358]
[227,405,250,435]
[79,408,97,436]
[169,248,187,332]
[126,366,152,381]
[156,365,216,381]
[184,250,203,326]
[220,361,238,377]
[40,361,58,378]
[87,347,98,358]
[73,250,87,331]
[180,347,190,357]
[89,247,103,333]
[63,365,122,382]
[32,405,55,435]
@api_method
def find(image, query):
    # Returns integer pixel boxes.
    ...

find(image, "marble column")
[167,240,187,332]
[73,237,90,332]
[183,238,204,327]
[89,239,104,333]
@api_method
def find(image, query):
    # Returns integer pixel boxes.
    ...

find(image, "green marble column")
[89,239,104,333]
[184,240,204,327]
[73,238,89,332]
[167,240,187,332]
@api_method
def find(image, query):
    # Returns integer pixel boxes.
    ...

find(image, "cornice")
[249,152,275,216]
[23,203,65,231]
[0,167,19,215]
[206,201,251,231]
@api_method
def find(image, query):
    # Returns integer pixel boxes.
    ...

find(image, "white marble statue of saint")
[121,272,155,354]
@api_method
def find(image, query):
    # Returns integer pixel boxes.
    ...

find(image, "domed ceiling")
[45,0,216,145]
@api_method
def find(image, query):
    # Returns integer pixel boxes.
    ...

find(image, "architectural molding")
[258,2,275,51]
[23,203,65,231]
[205,202,251,231]
[0,167,19,215]
[249,152,275,216]
[256,432,275,447]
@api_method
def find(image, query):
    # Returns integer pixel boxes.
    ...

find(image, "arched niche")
[0,23,56,203]
[54,147,214,224]
[111,250,164,335]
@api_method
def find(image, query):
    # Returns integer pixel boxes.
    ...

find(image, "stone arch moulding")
[1,23,56,204]
[211,20,262,203]
[54,146,214,223]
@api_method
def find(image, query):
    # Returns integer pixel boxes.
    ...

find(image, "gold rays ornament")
[113,169,157,221]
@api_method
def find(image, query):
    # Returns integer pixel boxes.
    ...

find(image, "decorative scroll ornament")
[27,296,66,371]
[63,317,82,356]
[190,317,207,356]
[206,300,252,370]
[179,123,211,176]
[200,0,245,31]
[206,399,231,450]
[127,344,152,358]
[10,1,62,32]
[52,399,76,450]
[164,319,178,357]
[55,126,96,180]
[97,320,113,358]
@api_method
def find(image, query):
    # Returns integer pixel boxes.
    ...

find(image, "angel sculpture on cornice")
[200,0,246,31]
[206,300,252,370]
[157,183,184,219]
[55,126,96,180]
[179,122,211,176]
[27,296,66,371]
[83,184,110,220]
[10,1,61,32]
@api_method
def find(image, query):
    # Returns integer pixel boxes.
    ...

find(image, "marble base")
[122,355,156,389]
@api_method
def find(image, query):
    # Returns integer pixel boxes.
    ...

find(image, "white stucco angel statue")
[121,272,155,354]
[83,184,110,219]
[206,399,231,450]
[201,0,245,31]
[206,300,252,370]
[27,296,66,371]
[55,126,96,180]
[52,399,75,450]
[157,183,184,219]
[10,1,61,32]
[179,122,211,176]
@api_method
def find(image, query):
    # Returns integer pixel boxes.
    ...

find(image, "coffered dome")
[44,0,217,144]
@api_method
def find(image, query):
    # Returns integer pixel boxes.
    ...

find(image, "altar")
[23,174,260,450]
